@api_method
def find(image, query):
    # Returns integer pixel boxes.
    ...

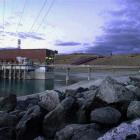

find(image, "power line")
[35,0,55,33]
[16,0,28,34]
[3,0,6,38]
[29,0,48,33]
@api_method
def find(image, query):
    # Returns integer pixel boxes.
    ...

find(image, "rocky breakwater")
[1,76,140,140]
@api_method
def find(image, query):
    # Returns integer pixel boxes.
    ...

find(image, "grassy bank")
[55,53,140,66]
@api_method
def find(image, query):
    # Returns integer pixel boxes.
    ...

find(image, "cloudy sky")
[0,0,138,54]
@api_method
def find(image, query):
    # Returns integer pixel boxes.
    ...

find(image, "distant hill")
[54,54,99,65]
[55,53,140,66]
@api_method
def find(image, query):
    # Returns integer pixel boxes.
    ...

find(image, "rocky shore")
[1,76,140,140]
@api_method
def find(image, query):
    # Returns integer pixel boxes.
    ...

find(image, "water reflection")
[0,79,54,96]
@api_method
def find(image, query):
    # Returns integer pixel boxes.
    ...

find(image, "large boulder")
[0,127,16,140]
[38,90,60,111]
[16,97,39,111]
[55,123,103,140]
[16,105,44,140]
[0,112,18,127]
[76,89,97,108]
[129,76,140,89]
[97,119,140,140]
[90,107,121,125]
[65,87,89,99]
[34,136,46,140]
[129,76,140,84]
[127,101,140,119]
[0,94,17,112]
[43,96,76,139]
[77,97,107,123]
[97,76,134,104]
[126,85,140,100]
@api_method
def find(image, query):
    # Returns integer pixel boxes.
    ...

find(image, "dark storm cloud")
[4,31,45,40]
[86,0,140,55]
[55,41,81,46]
[18,32,45,40]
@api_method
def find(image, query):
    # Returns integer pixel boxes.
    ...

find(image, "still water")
[0,78,78,97]
[0,79,55,96]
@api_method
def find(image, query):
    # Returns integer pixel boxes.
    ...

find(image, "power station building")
[0,49,57,64]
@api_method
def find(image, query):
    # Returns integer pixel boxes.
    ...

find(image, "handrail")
[0,64,139,69]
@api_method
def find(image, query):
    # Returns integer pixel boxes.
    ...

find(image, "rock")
[127,101,140,119]
[16,105,44,140]
[97,76,134,104]
[55,123,103,140]
[112,101,130,121]
[34,136,46,140]
[78,97,107,123]
[66,89,96,100]
[114,76,130,85]
[54,90,65,101]
[76,89,97,100]
[126,85,140,100]
[0,94,17,112]
[90,107,121,125]
[38,90,60,111]
[43,96,76,139]
[65,87,89,98]
[76,87,89,93]
[16,97,39,111]
[65,89,77,97]
[9,110,26,120]
[126,85,138,93]
[0,112,18,127]
[0,127,16,140]
[89,85,98,90]
[129,76,140,88]
[97,119,140,140]
[129,76,140,83]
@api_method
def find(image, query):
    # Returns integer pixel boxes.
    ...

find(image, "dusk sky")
[0,0,138,54]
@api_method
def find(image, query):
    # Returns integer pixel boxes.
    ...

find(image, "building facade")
[0,49,57,64]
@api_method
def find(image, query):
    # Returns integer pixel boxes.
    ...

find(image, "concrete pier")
[0,64,139,81]
[0,64,54,80]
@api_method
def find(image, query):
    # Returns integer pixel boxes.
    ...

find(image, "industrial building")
[0,49,58,64]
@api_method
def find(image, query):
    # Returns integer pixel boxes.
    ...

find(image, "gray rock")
[65,87,89,98]
[129,76,140,83]
[55,123,103,140]
[97,119,140,140]
[54,90,65,101]
[126,85,140,100]
[43,97,75,139]
[65,89,77,97]
[89,85,98,91]
[16,97,39,111]
[34,136,46,140]
[97,76,134,104]
[127,101,140,119]
[76,90,96,100]
[114,76,130,85]
[58,79,103,93]
[0,94,17,112]
[77,90,98,123]
[129,76,140,88]
[0,127,16,140]
[126,85,138,93]
[0,112,18,127]
[39,90,60,111]
[16,105,44,140]
[90,107,121,125]
[65,88,96,102]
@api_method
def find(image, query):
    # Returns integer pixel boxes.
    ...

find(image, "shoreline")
[1,75,140,139]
